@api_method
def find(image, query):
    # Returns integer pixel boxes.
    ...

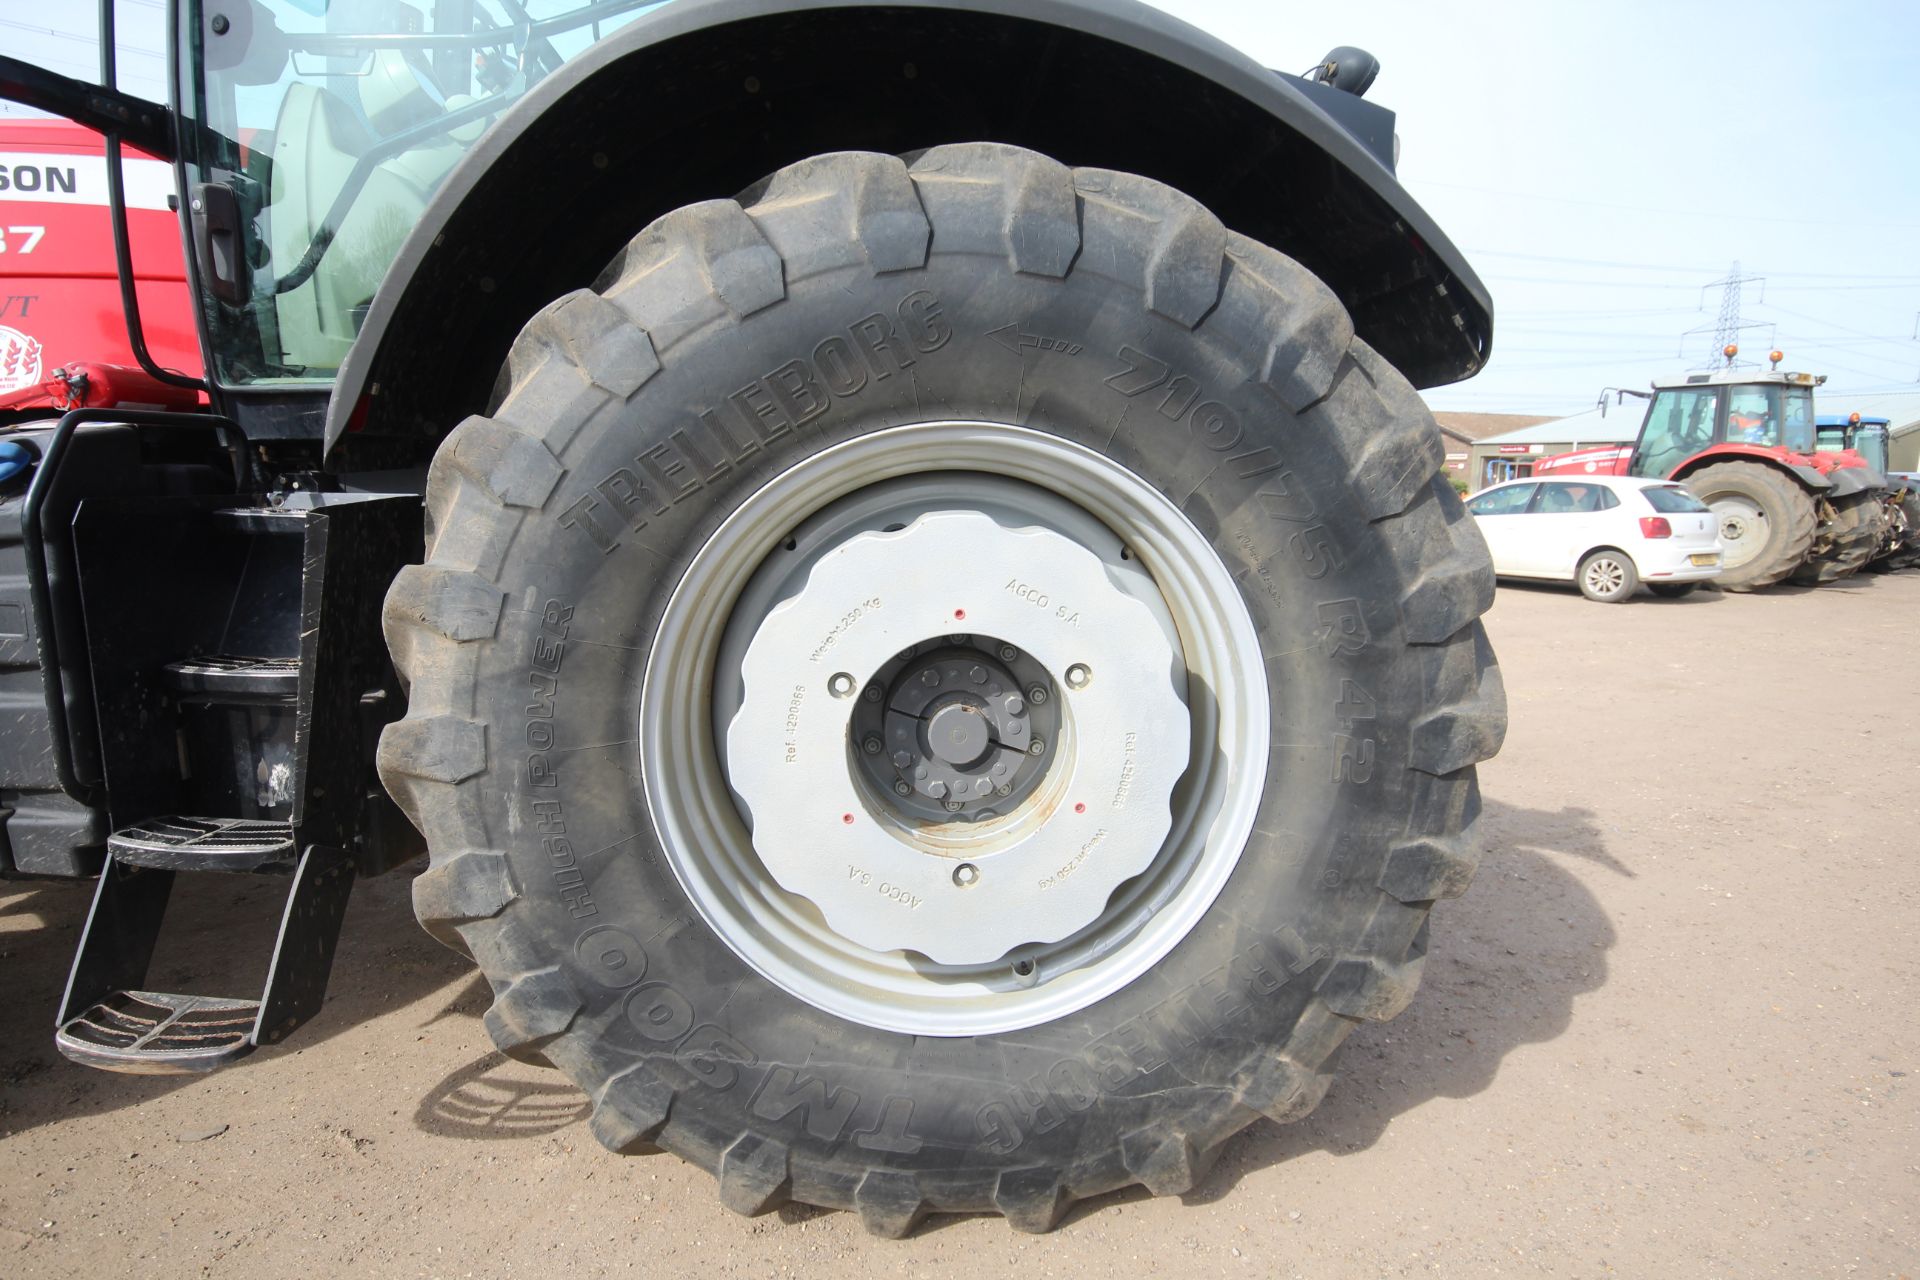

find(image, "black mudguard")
[1823,466,1885,498]
[321,0,1492,459]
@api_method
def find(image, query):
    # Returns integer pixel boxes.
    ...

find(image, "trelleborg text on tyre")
[378,144,1507,1235]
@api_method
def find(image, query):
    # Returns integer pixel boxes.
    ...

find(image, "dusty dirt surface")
[3,572,1917,1277]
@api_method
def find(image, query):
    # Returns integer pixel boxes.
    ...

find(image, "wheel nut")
[928,780,948,799]
[891,750,913,769]
[943,799,964,813]
[892,780,912,797]
[1028,737,1046,755]
[862,735,883,755]
[1027,686,1048,705]
[1004,694,1025,715]
[863,684,884,703]
[968,666,987,684]
[997,645,1018,661]
[994,782,1012,797]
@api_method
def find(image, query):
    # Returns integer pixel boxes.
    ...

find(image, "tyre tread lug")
[853,1169,929,1238]
[716,1133,793,1217]
[437,415,566,510]
[992,1166,1070,1234]
[589,1064,675,1154]
[382,565,504,644]
[482,965,585,1062]
[1119,1126,1216,1196]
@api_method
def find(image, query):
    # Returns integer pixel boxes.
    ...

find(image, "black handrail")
[22,409,251,807]
[100,0,207,394]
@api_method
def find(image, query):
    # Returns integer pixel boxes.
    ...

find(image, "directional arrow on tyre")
[988,323,1084,357]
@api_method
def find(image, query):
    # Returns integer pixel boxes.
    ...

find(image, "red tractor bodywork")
[1535,438,1873,485]
[0,119,203,410]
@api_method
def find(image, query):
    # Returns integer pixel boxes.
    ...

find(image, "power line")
[1403,174,1920,231]
[1467,248,1920,281]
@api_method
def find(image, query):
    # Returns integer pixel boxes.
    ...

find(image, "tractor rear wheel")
[1687,461,1816,591]
[1793,490,1885,584]
[378,145,1505,1234]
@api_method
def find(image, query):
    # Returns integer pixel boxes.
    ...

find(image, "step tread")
[163,654,301,699]
[109,817,297,871]
[56,990,259,1075]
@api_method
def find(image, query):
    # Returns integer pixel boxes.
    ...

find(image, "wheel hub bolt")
[1027,686,1048,705]
[968,665,987,684]
[943,799,964,813]
[994,782,1012,797]
[892,780,913,797]
[862,735,883,755]
[1028,737,1046,756]
[891,750,913,769]
[997,645,1018,662]
[928,780,948,799]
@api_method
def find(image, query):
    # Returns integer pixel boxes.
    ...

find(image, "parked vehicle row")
[1465,475,1723,602]
[1521,357,1919,596]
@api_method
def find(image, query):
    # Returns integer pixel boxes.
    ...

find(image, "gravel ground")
[2,571,1916,1277]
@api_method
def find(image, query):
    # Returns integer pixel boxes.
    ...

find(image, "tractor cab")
[1626,367,1821,479]
[1816,414,1890,475]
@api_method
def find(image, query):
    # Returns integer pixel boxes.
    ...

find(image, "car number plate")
[1690,553,1719,566]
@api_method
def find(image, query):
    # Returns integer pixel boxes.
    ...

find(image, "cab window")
[1466,484,1537,517]
[1633,388,1719,477]
[1726,386,1777,444]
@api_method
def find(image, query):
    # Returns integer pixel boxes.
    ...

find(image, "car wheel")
[1577,549,1639,602]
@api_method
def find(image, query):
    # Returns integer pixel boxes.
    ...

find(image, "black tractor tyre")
[379,145,1506,1235]
[1688,461,1817,592]
[1876,488,1920,570]
[1576,548,1639,602]
[1793,490,1885,584]
[1647,582,1698,599]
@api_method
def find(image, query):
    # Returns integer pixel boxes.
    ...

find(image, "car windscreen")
[1641,485,1710,514]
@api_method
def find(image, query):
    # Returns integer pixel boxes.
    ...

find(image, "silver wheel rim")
[641,422,1269,1035]
[1708,494,1767,570]
[1583,556,1628,598]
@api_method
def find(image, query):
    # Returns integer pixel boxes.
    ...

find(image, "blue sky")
[7,1,1918,417]
[1156,0,1920,416]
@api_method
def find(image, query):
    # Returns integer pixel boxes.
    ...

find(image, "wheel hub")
[726,509,1190,965]
[851,639,1059,822]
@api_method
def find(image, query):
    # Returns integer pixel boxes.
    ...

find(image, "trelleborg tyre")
[378,145,1506,1235]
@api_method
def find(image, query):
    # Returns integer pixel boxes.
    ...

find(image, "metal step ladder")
[54,844,354,1073]
[46,493,420,1073]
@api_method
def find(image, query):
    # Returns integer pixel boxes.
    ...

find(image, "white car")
[1464,475,1724,602]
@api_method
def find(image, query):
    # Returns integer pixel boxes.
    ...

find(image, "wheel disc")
[1707,494,1768,570]
[1583,556,1627,598]
[641,421,1268,1035]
